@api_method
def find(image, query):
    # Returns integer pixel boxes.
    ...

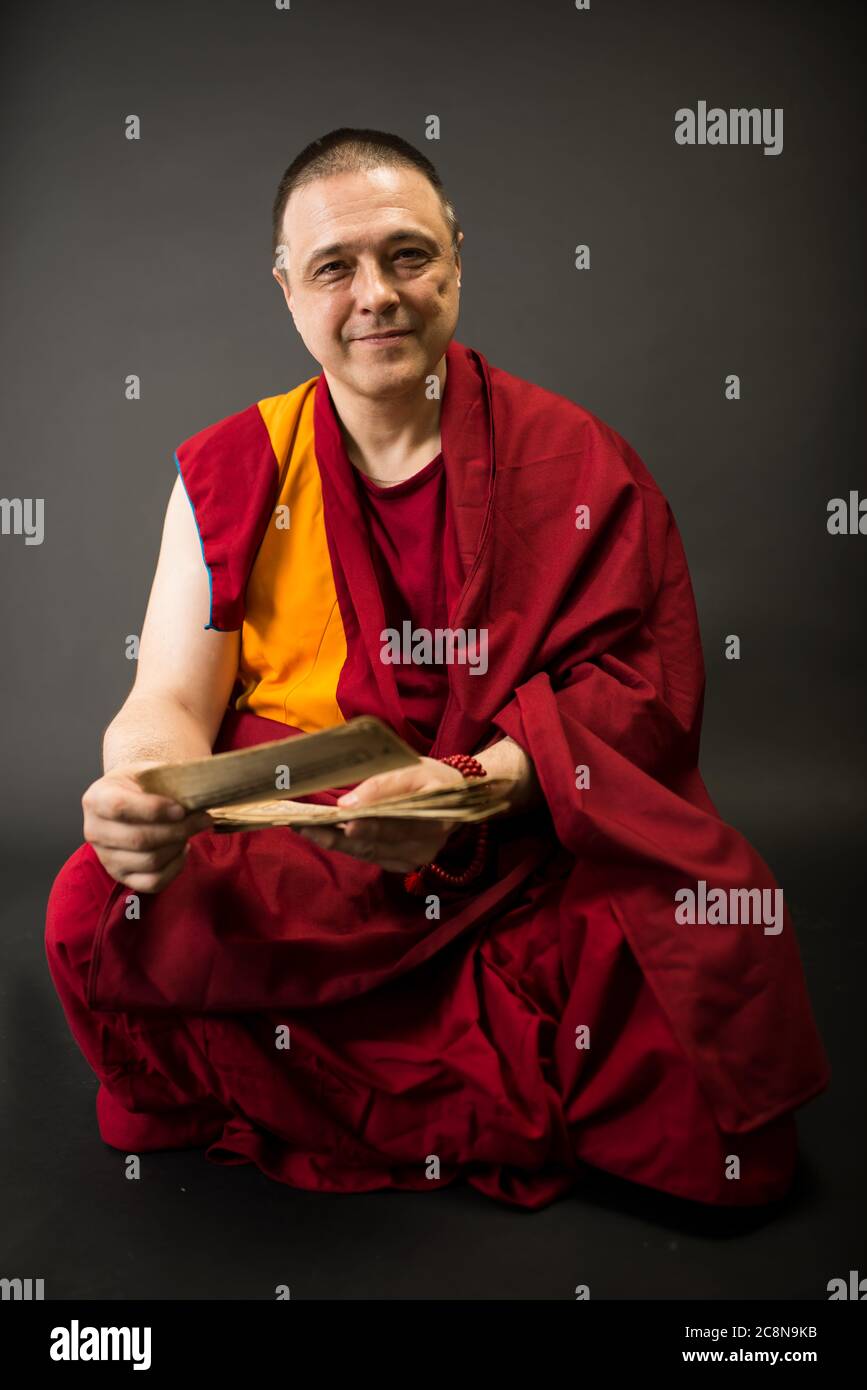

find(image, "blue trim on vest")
[174,451,217,631]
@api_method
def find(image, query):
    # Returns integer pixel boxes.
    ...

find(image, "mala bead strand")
[403,754,489,896]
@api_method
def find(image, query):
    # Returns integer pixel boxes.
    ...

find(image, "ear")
[272,267,297,319]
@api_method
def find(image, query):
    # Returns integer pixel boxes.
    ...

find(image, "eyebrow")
[302,228,439,277]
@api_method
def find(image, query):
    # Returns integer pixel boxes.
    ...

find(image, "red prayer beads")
[403,755,489,896]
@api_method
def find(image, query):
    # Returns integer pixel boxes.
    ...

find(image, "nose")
[353,257,401,315]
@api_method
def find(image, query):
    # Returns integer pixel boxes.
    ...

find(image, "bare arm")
[83,475,241,891]
[474,735,541,813]
[103,474,240,771]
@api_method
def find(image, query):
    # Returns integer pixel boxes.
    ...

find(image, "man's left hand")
[296,757,466,873]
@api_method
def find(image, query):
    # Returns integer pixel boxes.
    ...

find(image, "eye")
[314,249,428,278]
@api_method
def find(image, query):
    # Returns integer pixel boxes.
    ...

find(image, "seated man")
[45,126,830,1211]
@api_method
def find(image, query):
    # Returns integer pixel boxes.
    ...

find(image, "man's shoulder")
[487,353,666,503]
[175,375,319,459]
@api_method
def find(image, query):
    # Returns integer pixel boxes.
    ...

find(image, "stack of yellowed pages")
[134,716,512,832]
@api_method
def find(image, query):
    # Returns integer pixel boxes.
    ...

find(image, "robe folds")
[45,338,830,1210]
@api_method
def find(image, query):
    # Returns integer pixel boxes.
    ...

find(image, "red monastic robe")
[45,339,831,1210]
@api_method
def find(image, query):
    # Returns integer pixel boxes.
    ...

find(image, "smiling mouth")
[355,330,412,342]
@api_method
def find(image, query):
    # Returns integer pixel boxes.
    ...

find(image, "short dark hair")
[271,127,461,280]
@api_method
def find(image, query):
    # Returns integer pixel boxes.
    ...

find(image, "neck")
[324,356,447,485]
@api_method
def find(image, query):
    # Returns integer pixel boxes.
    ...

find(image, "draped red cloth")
[44,340,830,1209]
[353,447,453,743]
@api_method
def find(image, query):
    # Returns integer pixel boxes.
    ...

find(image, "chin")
[360,349,423,376]
[359,366,418,396]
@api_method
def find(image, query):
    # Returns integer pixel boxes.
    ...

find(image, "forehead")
[282,166,447,263]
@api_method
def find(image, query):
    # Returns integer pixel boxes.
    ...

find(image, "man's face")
[272,166,462,398]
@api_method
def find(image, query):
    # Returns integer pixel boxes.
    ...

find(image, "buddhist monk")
[44,127,830,1210]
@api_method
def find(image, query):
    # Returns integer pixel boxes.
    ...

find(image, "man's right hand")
[82,762,213,893]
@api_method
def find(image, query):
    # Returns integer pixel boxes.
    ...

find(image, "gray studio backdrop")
[1,0,864,876]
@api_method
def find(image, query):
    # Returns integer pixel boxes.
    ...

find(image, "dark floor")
[2,832,864,1301]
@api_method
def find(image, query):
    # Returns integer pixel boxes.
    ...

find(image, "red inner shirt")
[355,452,453,743]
